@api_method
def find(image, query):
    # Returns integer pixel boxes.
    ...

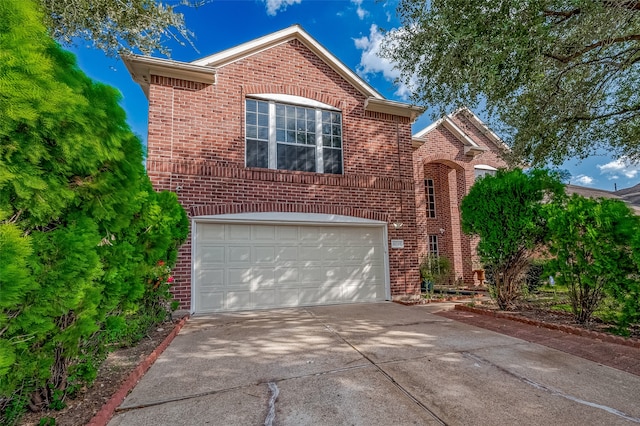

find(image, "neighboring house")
[412,109,508,286]
[567,183,640,215]
[123,25,424,314]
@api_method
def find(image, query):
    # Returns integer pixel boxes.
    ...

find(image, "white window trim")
[248,93,339,111]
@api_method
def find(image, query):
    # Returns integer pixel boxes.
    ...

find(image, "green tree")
[0,0,188,421]
[38,0,195,56]
[382,0,640,165]
[547,195,639,324]
[460,169,564,310]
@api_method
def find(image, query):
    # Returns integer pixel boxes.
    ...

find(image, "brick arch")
[190,203,389,222]
[418,154,466,172]
[241,84,344,110]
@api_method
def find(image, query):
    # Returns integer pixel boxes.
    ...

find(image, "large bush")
[546,196,639,325]
[460,168,565,310]
[0,1,188,422]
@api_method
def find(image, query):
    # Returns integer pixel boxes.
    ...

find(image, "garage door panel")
[198,291,224,312]
[252,289,276,307]
[299,246,322,262]
[275,246,298,261]
[252,225,276,240]
[276,267,299,284]
[253,246,275,264]
[200,224,225,240]
[300,287,342,304]
[227,268,251,289]
[198,269,224,287]
[277,289,300,306]
[194,222,387,313]
[276,227,298,240]
[251,268,275,287]
[198,245,225,264]
[227,225,251,240]
[228,246,251,263]
[226,291,252,310]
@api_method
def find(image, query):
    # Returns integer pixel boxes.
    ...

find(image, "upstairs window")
[245,98,343,174]
[425,178,436,218]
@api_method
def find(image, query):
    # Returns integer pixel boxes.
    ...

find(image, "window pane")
[287,116,296,130]
[276,129,285,142]
[246,139,268,168]
[258,113,269,127]
[287,130,296,142]
[258,126,269,140]
[277,144,315,172]
[276,104,285,116]
[246,100,256,112]
[333,136,341,148]
[323,148,342,174]
[257,101,269,114]
[246,125,257,139]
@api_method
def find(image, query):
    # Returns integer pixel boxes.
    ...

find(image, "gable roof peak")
[191,25,384,100]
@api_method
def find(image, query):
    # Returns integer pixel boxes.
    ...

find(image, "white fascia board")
[364,98,425,121]
[192,25,384,100]
[455,107,510,150]
[442,117,480,147]
[413,117,445,139]
[121,54,216,98]
[247,94,340,111]
[193,212,387,225]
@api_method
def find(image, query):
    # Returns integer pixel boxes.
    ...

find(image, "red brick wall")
[146,39,419,308]
[413,113,507,286]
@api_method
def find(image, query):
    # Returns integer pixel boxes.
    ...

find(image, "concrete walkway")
[109,302,640,425]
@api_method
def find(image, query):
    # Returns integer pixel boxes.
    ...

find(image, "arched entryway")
[416,159,474,286]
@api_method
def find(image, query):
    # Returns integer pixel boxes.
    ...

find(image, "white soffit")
[121,54,216,98]
[364,98,425,121]
[191,25,384,100]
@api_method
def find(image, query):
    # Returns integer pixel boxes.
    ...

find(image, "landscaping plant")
[546,195,639,325]
[0,1,188,423]
[460,168,565,310]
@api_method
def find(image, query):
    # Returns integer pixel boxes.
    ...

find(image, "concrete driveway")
[109,302,640,425]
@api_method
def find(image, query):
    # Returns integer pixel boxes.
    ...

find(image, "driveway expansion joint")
[462,351,640,424]
[304,308,448,426]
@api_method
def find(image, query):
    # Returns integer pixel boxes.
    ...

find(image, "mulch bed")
[19,317,186,426]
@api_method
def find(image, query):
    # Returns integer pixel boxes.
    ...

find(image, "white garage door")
[193,219,388,313]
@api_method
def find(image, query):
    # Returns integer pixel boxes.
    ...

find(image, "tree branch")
[546,34,640,63]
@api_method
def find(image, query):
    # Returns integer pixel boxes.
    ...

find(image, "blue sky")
[70,0,639,191]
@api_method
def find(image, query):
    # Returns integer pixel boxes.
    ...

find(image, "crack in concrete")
[264,382,279,426]
[115,364,374,412]
[462,352,640,424]
[304,309,448,425]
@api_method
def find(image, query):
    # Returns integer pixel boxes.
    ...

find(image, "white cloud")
[351,0,368,19]
[573,174,594,186]
[264,0,301,16]
[354,24,415,100]
[597,158,640,179]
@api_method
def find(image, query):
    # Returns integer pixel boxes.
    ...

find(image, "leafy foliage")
[546,195,639,324]
[0,1,188,422]
[37,0,196,56]
[383,0,640,165]
[460,169,565,309]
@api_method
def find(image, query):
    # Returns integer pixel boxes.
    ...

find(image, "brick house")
[412,109,508,286]
[123,25,425,313]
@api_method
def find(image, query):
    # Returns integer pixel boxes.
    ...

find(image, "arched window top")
[247,94,340,111]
